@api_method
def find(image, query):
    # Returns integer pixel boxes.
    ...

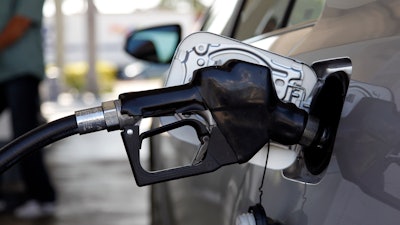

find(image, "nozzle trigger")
[121,119,238,186]
[139,118,211,166]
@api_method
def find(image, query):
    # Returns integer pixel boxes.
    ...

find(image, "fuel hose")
[0,115,79,173]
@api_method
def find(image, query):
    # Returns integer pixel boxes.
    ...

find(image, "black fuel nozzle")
[116,60,319,186]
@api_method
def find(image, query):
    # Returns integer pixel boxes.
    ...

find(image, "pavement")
[0,79,163,225]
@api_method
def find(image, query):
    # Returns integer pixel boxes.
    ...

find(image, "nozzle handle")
[121,123,237,186]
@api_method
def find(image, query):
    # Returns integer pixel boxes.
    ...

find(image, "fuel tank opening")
[302,67,350,175]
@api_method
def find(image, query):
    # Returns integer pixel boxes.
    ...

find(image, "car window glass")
[201,0,242,37]
[287,0,325,26]
[233,0,290,40]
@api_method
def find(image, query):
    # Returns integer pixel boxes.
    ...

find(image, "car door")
[228,0,400,224]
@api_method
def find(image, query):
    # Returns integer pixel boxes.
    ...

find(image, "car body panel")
[150,0,400,224]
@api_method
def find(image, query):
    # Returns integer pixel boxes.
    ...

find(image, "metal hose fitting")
[75,100,132,134]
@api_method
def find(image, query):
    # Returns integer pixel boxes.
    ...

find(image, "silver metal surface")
[75,106,107,134]
[102,100,121,131]
[166,32,318,108]
[75,100,131,134]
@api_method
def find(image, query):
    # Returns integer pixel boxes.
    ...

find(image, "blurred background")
[41,0,211,102]
[0,0,212,224]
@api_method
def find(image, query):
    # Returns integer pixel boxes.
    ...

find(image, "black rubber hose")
[0,115,79,173]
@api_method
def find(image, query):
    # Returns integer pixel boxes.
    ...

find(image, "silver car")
[125,0,400,224]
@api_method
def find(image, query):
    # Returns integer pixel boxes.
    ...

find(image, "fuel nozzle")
[107,59,323,186]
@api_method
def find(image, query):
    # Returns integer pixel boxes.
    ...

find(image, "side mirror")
[124,24,181,64]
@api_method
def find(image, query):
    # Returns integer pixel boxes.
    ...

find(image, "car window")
[200,0,326,41]
[233,0,291,40]
[287,0,325,26]
[201,0,243,37]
